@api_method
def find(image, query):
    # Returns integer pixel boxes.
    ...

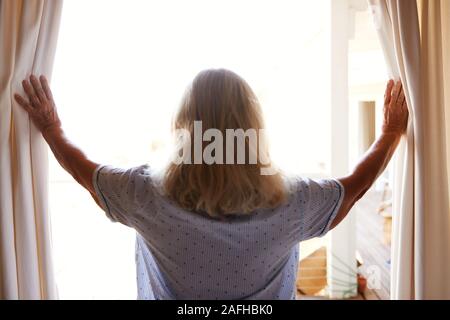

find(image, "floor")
[354,189,391,300]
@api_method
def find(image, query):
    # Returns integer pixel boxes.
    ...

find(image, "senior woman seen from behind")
[14,70,408,299]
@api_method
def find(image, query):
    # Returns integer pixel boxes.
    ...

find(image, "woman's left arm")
[14,75,101,204]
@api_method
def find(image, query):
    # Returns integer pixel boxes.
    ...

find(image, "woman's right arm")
[330,80,409,230]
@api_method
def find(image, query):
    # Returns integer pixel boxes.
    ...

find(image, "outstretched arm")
[14,75,101,205]
[330,80,409,229]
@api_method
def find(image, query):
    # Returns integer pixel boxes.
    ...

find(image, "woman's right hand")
[382,79,409,136]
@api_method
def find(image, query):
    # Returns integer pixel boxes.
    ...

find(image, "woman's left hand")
[14,75,61,135]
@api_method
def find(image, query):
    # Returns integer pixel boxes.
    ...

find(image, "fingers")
[30,75,47,102]
[21,74,51,107]
[398,88,405,106]
[39,75,53,100]
[14,94,34,114]
[22,79,41,107]
[384,79,394,105]
[391,80,402,105]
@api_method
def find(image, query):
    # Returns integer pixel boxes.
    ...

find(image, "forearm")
[43,126,98,193]
[332,132,401,229]
[350,132,401,199]
[332,80,408,230]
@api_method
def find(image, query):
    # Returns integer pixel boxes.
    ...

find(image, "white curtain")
[369,0,450,299]
[0,0,62,299]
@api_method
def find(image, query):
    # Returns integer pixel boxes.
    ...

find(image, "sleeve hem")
[318,179,345,237]
[92,164,115,221]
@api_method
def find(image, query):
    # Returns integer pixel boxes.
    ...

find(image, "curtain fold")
[369,0,450,299]
[0,0,62,299]
[417,0,450,299]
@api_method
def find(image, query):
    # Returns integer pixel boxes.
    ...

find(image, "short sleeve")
[294,178,345,241]
[92,164,155,226]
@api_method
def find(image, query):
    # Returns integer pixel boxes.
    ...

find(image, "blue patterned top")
[92,164,344,300]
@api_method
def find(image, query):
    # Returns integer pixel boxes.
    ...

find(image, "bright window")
[50,0,332,299]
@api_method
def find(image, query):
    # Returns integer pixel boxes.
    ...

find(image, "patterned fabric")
[92,164,344,300]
